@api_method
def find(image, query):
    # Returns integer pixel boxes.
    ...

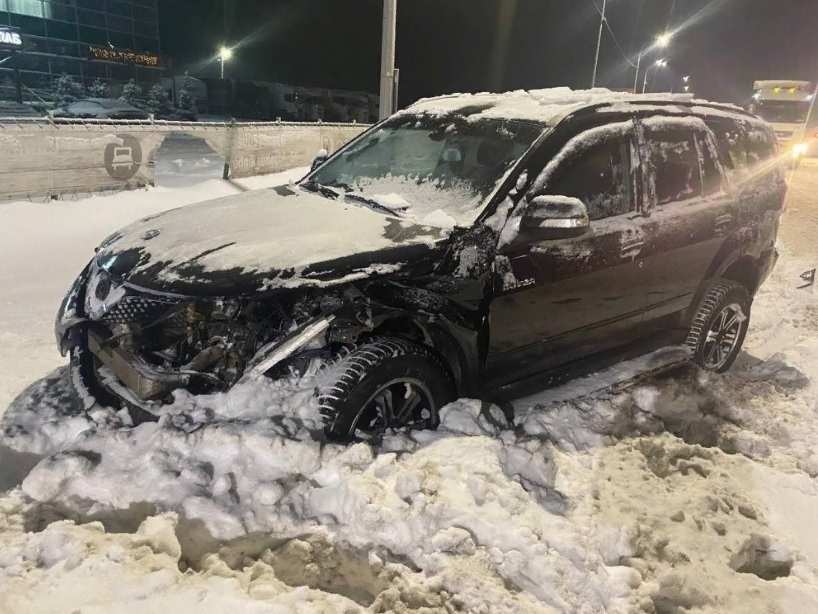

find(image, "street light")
[218,45,233,80]
[656,32,672,48]
[643,58,668,94]
[633,32,672,93]
[591,0,607,88]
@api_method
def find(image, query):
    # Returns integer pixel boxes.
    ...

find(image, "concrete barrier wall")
[0,118,368,201]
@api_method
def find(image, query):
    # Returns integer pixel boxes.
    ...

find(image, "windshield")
[307,114,543,228]
[752,100,810,124]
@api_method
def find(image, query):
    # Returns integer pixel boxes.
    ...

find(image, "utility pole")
[633,51,642,94]
[379,0,397,120]
[591,0,606,88]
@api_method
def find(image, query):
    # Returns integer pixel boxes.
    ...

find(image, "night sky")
[159,0,818,106]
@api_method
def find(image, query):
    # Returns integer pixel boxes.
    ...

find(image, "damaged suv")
[56,89,785,440]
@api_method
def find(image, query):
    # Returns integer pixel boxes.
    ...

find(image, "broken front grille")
[101,295,182,326]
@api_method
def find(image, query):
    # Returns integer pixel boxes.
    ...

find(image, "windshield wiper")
[302,179,406,217]
[343,192,407,217]
[300,179,341,200]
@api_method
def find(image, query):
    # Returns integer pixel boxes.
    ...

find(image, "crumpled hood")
[97,186,447,296]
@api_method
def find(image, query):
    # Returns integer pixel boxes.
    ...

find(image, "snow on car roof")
[404,87,752,126]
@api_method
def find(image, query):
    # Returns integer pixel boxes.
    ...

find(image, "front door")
[486,120,653,385]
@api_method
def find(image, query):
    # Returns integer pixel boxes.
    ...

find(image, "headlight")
[793,142,808,158]
[55,262,93,354]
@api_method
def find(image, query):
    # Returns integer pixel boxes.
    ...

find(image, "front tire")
[319,338,455,442]
[685,280,751,373]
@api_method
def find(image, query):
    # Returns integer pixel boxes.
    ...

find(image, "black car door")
[486,120,653,384]
[637,117,735,320]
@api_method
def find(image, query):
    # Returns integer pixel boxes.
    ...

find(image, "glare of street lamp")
[219,46,233,61]
[682,75,691,83]
[656,32,672,48]
[656,59,667,67]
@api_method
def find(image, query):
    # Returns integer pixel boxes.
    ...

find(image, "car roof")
[404,87,761,128]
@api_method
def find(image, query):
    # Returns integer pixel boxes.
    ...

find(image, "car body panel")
[96,186,448,296]
[55,93,787,413]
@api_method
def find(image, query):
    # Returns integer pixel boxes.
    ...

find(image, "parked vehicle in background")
[54,89,786,442]
[749,80,815,162]
[154,107,198,122]
[52,98,149,120]
[0,101,45,118]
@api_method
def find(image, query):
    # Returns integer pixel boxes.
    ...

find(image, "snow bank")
[6,388,634,613]
[0,167,308,414]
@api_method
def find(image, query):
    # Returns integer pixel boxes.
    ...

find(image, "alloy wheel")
[702,303,746,370]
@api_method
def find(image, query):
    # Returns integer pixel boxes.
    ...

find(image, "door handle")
[715,213,734,236]
[621,239,645,260]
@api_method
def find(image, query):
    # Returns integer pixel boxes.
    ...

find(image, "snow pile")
[0,167,308,414]
[3,390,635,613]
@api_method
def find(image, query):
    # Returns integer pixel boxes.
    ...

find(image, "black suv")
[55,90,785,440]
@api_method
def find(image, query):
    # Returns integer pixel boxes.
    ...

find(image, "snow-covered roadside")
[0,167,308,414]
[2,167,818,613]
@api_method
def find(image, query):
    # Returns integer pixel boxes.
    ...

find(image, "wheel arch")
[720,256,763,296]
[370,314,480,398]
[688,248,764,324]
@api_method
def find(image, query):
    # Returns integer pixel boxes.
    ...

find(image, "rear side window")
[647,130,702,205]
[746,128,776,166]
[712,126,749,175]
[548,137,632,221]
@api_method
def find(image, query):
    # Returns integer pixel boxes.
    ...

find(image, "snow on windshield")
[310,115,543,228]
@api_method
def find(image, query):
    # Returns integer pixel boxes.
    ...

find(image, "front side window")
[648,129,702,205]
[547,135,633,221]
[309,115,543,227]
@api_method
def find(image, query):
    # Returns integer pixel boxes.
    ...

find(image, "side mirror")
[521,195,590,240]
[311,148,329,172]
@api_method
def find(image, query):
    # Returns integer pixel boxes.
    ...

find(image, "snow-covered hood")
[96,186,448,296]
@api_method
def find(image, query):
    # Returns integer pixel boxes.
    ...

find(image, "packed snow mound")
[5,362,818,613]
[6,388,634,613]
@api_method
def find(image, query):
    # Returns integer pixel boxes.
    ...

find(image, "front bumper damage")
[55,262,339,410]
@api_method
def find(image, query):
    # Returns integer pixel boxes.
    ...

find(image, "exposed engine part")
[86,288,357,403]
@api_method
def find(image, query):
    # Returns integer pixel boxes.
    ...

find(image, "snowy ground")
[1,162,818,613]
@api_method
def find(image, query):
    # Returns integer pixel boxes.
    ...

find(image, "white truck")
[750,80,815,162]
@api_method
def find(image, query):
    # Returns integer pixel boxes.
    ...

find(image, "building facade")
[0,0,161,100]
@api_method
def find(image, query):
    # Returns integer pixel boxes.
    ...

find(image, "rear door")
[486,120,653,383]
[638,116,734,319]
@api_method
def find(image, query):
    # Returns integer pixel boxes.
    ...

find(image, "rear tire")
[685,279,751,373]
[319,338,455,442]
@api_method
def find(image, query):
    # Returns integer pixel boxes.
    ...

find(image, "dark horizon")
[159,0,818,106]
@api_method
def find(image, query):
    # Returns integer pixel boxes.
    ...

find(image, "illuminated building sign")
[88,46,160,67]
[0,27,23,50]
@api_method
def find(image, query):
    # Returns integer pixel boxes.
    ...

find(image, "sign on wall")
[0,26,23,50]
[88,46,160,67]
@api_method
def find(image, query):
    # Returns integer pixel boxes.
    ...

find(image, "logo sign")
[89,45,160,67]
[104,135,142,181]
[0,27,23,50]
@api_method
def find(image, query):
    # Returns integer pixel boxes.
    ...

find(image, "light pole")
[634,32,671,94]
[643,59,667,94]
[218,45,232,80]
[591,0,607,88]
[379,0,397,120]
